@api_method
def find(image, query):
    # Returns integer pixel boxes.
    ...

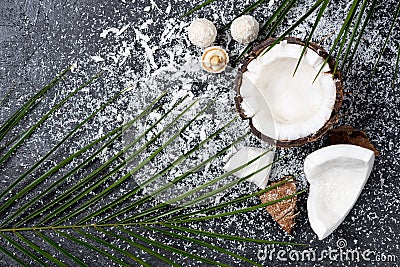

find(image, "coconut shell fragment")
[259,177,298,234]
[328,126,379,156]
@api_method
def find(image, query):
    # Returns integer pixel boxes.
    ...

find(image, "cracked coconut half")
[235,37,344,147]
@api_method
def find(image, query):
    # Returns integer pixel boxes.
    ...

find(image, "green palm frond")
[370,0,400,79]
[5,0,398,264]
[0,66,70,148]
[0,71,302,266]
[293,0,329,76]
[339,0,370,73]
[343,0,377,74]
[180,0,218,18]
[220,0,268,31]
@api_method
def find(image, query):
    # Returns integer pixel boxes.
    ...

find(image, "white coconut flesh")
[240,41,337,141]
[223,146,275,189]
[304,144,375,240]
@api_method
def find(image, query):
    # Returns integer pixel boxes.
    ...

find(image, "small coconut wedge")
[304,144,375,240]
[223,146,274,189]
[235,37,344,147]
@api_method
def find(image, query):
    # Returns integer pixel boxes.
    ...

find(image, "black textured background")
[0,0,399,266]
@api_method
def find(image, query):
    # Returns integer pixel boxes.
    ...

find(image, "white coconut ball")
[230,15,259,44]
[187,18,217,48]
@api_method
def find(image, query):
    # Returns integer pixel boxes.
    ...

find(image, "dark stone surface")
[0,0,399,266]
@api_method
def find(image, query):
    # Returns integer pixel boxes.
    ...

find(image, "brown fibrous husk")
[328,125,380,156]
[259,176,298,234]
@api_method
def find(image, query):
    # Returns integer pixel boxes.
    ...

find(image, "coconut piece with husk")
[234,37,344,147]
[328,125,379,156]
[259,177,298,234]
[304,144,375,240]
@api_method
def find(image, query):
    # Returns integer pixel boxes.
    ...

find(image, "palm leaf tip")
[0,70,100,170]
[220,0,267,31]
[343,0,377,74]
[180,0,218,18]
[370,0,400,80]
[293,0,329,77]
[340,0,369,73]
[0,66,71,147]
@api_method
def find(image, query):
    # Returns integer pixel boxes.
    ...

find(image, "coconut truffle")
[187,18,217,47]
[230,15,259,44]
[201,46,229,73]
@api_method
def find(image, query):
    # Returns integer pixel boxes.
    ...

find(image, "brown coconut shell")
[259,176,298,234]
[327,126,380,156]
[234,37,344,148]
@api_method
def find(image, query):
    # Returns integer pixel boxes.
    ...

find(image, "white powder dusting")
[268,0,275,7]
[116,24,130,36]
[90,55,104,62]
[165,3,171,14]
